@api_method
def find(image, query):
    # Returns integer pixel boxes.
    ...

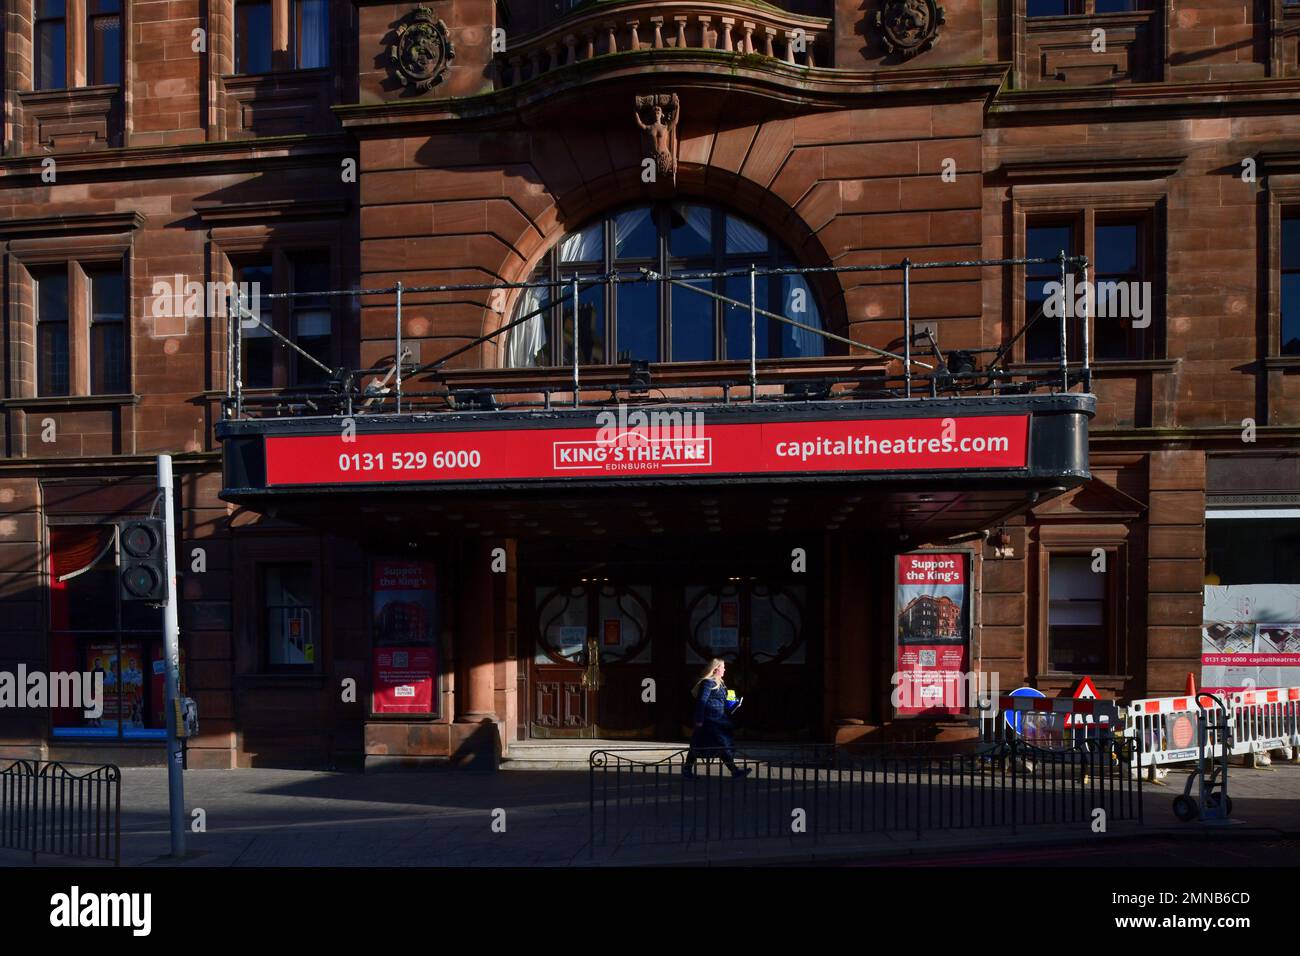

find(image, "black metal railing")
[0,758,122,865]
[588,734,1142,853]
[221,253,1094,420]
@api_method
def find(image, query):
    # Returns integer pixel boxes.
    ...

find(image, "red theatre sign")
[264,414,1030,486]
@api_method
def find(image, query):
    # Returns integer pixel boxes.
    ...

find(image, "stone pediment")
[1031,476,1145,522]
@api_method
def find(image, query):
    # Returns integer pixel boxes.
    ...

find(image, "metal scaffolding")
[224,251,1092,420]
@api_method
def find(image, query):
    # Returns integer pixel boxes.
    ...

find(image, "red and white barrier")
[1229,687,1300,760]
[1124,686,1300,768]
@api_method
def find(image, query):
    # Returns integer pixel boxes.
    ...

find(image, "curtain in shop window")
[507,286,547,368]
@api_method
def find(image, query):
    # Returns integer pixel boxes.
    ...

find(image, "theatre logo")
[556,405,711,473]
[0,666,103,718]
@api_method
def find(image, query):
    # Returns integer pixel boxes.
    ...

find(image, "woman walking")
[682,658,751,779]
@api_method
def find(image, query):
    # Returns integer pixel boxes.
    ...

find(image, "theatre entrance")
[522,535,822,740]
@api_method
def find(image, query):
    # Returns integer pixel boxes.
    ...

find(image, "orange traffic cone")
[1185,672,1212,709]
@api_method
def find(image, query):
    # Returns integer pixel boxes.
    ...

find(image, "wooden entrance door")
[682,579,816,739]
[528,581,654,738]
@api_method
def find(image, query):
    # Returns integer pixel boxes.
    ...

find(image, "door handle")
[581,638,602,690]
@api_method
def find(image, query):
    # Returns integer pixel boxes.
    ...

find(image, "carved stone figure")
[634,93,680,186]
[391,5,456,93]
[874,0,945,60]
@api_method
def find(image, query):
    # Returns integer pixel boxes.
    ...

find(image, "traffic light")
[117,518,166,602]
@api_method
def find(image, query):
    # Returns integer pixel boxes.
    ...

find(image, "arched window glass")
[505,202,826,368]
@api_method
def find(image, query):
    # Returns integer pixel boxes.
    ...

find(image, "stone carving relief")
[391,5,456,93]
[634,93,680,187]
[874,0,945,60]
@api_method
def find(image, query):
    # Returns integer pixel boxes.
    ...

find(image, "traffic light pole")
[158,455,186,857]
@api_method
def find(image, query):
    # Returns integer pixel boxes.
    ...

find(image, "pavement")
[2,760,1298,868]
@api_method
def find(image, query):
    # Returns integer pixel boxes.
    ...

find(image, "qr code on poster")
[394,651,409,667]
[919,650,936,667]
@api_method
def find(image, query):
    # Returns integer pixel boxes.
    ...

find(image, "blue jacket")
[691,678,735,750]
[694,679,729,724]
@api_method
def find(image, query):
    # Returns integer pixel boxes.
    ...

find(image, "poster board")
[893,552,972,717]
[370,560,440,716]
[1202,584,1300,694]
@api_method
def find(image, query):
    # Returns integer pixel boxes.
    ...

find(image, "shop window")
[35,266,70,397]
[294,0,330,69]
[88,266,126,394]
[261,563,318,671]
[49,525,166,739]
[1282,215,1300,355]
[1045,552,1112,673]
[506,202,826,368]
[235,0,273,75]
[87,0,122,86]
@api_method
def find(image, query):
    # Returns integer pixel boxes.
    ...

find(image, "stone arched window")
[506,202,826,368]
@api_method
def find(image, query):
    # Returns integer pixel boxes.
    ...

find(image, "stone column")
[457,539,498,722]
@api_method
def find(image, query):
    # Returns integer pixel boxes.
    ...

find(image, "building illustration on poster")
[894,553,971,716]
[371,560,440,716]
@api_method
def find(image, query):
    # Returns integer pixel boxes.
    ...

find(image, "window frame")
[229,245,338,389]
[258,560,321,673]
[47,519,169,740]
[30,0,127,91]
[1034,540,1127,679]
[34,264,72,397]
[34,0,69,91]
[1025,0,1144,15]
[292,0,331,70]
[510,202,825,368]
[86,0,123,87]
[234,0,274,75]
[1013,190,1165,365]
[1277,206,1300,357]
[86,263,127,394]
[229,0,335,76]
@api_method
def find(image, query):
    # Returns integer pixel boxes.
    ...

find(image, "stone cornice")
[1255,148,1300,175]
[990,78,1300,118]
[193,198,350,226]
[995,155,1186,182]
[0,134,353,184]
[0,210,145,239]
[335,57,1012,132]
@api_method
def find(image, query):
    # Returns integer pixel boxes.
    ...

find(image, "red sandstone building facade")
[2,0,1298,769]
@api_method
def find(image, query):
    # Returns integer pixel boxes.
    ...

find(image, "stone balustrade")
[496,1,831,88]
